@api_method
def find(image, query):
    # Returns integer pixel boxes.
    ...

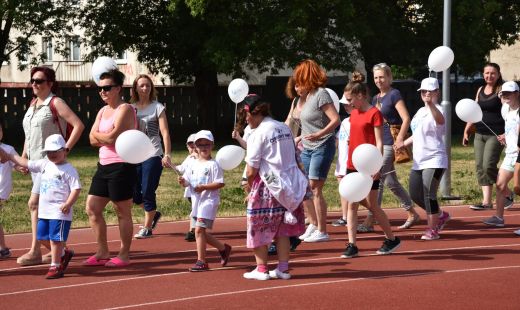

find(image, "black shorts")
[346,169,380,190]
[89,162,137,201]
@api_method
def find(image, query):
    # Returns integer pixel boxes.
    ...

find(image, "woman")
[463,63,513,210]
[362,63,418,230]
[18,67,84,266]
[130,75,172,239]
[84,69,137,267]
[341,71,401,258]
[241,95,307,280]
[402,78,450,240]
[292,59,340,243]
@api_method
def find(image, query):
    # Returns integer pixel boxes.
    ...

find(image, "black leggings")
[409,168,445,215]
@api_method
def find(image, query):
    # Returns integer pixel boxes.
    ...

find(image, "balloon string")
[382,170,396,176]
[480,121,499,138]
[233,103,238,129]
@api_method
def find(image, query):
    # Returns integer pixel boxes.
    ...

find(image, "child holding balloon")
[178,130,232,272]
[340,72,401,258]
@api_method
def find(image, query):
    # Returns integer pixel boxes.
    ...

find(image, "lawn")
[0,139,481,234]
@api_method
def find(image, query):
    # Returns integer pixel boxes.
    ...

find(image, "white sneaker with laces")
[299,224,317,240]
[243,268,270,280]
[269,268,291,280]
[303,230,330,242]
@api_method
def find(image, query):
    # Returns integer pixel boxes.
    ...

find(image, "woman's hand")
[232,130,240,140]
[303,132,321,142]
[162,154,172,168]
[394,138,405,150]
[462,132,470,146]
[497,134,506,145]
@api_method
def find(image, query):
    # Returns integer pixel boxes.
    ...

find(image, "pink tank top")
[98,104,137,165]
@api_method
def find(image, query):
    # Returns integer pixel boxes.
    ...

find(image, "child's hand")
[194,184,205,193]
[178,176,187,186]
[61,203,72,214]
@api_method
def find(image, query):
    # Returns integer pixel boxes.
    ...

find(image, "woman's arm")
[374,125,383,155]
[246,164,259,187]
[284,98,296,126]
[92,104,135,145]
[394,99,411,148]
[89,109,103,147]
[158,109,172,167]
[232,130,247,148]
[303,103,340,141]
[53,98,85,151]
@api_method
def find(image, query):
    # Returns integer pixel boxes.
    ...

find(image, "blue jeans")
[133,156,163,211]
[300,136,336,180]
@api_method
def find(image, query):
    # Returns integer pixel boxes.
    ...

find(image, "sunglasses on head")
[30,78,47,85]
[98,85,118,92]
[373,63,388,70]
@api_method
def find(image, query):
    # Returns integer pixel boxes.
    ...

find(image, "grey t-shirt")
[132,101,166,157]
[300,87,334,149]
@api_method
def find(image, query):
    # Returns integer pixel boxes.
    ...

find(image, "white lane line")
[2,242,520,297]
[101,264,520,310]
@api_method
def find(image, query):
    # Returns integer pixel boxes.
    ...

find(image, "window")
[68,37,81,61]
[115,50,128,64]
[42,37,53,62]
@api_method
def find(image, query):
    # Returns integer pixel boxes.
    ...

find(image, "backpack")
[31,96,73,140]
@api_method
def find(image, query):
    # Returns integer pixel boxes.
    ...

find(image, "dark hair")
[235,94,272,131]
[30,66,58,93]
[100,69,125,87]
[344,71,370,97]
[483,62,504,93]
[285,76,297,100]
[130,74,158,103]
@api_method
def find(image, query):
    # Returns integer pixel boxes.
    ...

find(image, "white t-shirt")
[0,143,16,200]
[410,105,448,170]
[501,104,520,156]
[183,159,224,220]
[28,159,81,221]
[176,154,197,198]
[241,125,255,180]
[335,117,350,176]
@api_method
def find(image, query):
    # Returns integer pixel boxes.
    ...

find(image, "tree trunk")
[194,69,219,134]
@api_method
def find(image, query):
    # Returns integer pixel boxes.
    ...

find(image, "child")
[178,130,231,271]
[0,124,18,259]
[0,134,81,278]
[175,133,198,242]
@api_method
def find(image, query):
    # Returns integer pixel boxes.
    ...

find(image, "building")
[490,39,520,81]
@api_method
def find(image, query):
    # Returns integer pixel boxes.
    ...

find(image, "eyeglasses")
[98,85,118,92]
[373,63,388,70]
[195,143,211,148]
[30,78,47,85]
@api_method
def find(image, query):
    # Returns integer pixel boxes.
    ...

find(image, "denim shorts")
[300,136,336,180]
[191,217,214,229]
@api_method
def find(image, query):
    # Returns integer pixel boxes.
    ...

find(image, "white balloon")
[325,88,340,112]
[428,46,454,72]
[455,98,483,123]
[92,56,118,84]
[216,145,246,170]
[115,130,155,164]
[352,144,383,175]
[228,79,249,104]
[338,172,373,202]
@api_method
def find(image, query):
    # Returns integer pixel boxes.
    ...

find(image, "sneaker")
[421,229,440,240]
[243,268,270,280]
[46,266,64,279]
[303,230,330,242]
[483,215,505,227]
[289,237,302,252]
[340,243,359,258]
[357,224,374,233]
[332,218,348,227]
[151,211,162,230]
[505,194,514,210]
[60,248,74,272]
[0,248,11,259]
[299,224,317,240]
[376,237,401,255]
[269,268,291,280]
[185,230,196,242]
[470,203,493,210]
[268,242,277,256]
[134,228,153,239]
[189,260,209,272]
[398,214,420,229]
[514,229,520,236]
[219,244,232,267]
[436,211,451,232]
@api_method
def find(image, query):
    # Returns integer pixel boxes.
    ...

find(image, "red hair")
[292,59,327,91]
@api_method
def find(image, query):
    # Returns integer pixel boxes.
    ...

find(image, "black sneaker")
[60,248,74,272]
[332,218,348,227]
[469,203,493,210]
[268,242,277,256]
[219,244,232,267]
[0,248,11,259]
[185,230,195,242]
[505,195,514,210]
[151,211,162,230]
[289,237,302,252]
[376,237,401,255]
[340,243,359,258]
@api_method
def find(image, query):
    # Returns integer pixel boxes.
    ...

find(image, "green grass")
[0,140,482,234]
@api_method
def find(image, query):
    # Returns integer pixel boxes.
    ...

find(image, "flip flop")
[104,257,130,268]
[82,255,110,266]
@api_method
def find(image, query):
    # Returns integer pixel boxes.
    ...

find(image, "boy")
[0,134,81,278]
[178,130,231,271]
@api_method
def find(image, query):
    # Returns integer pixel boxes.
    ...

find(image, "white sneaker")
[269,268,291,280]
[299,224,317,240]
[303,230,330,242]
[514,229,520,236]
[243,268,270,280]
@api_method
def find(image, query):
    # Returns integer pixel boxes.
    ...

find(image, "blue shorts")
[37,219,72,242]
[300,136,336,180]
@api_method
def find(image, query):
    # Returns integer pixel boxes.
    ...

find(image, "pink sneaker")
[421,229,440,240]
[436,211,451,232]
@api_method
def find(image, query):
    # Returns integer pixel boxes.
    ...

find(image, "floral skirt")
[246,175,305,248]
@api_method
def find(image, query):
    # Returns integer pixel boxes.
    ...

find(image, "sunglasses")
[373,63,388,70]
[420,90,436,94]
[195,143,211,148]
[30,78,47,85]
[98,85,118,92]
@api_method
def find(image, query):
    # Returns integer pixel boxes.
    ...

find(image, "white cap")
[186,133,197,143]
[499,81,520,96]
[339,94,348,104]
[194,130,214,143]
[44,134,66,152]
[417,77,439,91]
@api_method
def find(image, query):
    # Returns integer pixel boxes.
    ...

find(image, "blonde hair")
[372,62,393,84]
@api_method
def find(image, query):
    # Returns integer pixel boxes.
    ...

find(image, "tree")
[0,0,77,78]
[79,0,360,131]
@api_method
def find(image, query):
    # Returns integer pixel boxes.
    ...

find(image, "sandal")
[357,224,374,233]
[398,214,421,229]
[82,255,110,266]
[16,253,43,266]
[104,257,130,268]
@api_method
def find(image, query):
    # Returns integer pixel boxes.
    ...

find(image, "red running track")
[1,205,520,309]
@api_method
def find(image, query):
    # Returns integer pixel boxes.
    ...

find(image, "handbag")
[389,124,412,164]
[287,97,301,138]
